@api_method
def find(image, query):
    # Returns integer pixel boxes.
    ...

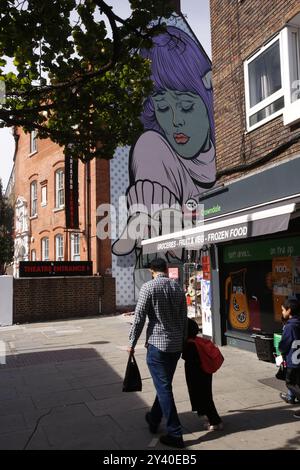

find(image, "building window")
[282,23,300,125]
[71,233,80,261]
[41,237,49,261]
[41,185,47,206]
[55,234,64,261]
[245,16,300,131]
[30,181,38,217]
[30,130,37,154]
[245,35,284,131]
[31,250,36,261]
[55,169,65,209]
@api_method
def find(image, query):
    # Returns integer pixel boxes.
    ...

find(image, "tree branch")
[93,0,121,65]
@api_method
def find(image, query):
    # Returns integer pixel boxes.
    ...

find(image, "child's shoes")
[204,421,224,431]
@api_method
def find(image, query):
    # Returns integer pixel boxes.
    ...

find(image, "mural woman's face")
[152,89,210,159]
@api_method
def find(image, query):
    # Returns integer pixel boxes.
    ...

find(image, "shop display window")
[222,236,300,335]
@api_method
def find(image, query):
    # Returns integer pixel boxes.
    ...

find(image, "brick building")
[205,0,300,350]
[211,0,300,182]
[13,127,111,277]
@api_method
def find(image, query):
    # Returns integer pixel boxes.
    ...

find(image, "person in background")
[182,318,223,430]
[279,298,300,418]
[279,310,299,405]
[127,258,187,448]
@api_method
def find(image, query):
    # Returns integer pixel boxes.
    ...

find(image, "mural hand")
[112,213,160,256]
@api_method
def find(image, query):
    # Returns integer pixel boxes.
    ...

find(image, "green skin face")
[152,89,211,159]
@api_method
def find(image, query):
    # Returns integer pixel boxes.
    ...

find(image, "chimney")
[170,0,181,14]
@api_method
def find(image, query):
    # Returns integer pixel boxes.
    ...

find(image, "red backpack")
[188,336,224,374]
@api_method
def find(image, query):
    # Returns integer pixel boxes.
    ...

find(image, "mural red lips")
[174,133,190,144]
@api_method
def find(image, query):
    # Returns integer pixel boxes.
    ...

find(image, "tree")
[0,179,14,274]
[0,0,175,162]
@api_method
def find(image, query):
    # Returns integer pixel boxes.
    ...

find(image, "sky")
[0,0,211,190]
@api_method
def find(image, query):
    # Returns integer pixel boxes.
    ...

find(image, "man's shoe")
[159,434,184,449]
[293,411,300,419]
[279,392,296,404]
[145,412,159,434]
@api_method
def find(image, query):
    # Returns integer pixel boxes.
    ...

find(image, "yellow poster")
[225,269,250,330]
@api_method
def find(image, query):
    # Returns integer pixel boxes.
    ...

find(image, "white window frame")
[41,237,49,261]
[41,185,47,207]
[55,234,64,261]
[30,130,37,154]
[31,249,36,261]
[282,25,300,125]
[244,34,284,132]
[55,169,65,209]
[71,233,80,261]
[30,181,38,217]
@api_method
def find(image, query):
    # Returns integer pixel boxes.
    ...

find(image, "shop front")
[219,234,300,352]
[141,157,300,351]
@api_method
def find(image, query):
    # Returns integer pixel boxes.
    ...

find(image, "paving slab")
[0,413,27,435]
[0,398,36,417]
[31,389,95,410]
[42,414,121,450]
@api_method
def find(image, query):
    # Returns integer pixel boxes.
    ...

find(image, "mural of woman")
[112,26,216,257]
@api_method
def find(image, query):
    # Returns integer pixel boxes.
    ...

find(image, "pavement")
[0,313,299,450]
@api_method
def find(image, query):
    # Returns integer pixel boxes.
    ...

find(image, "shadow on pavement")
[0,347,152,450]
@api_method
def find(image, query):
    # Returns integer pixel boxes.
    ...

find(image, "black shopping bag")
[123,354,142,392]
[275,362,287,381]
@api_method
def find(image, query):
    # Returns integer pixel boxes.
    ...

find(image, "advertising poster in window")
[168,267,179,281]
[202,254,211,280]
[272,257,293,322]
[201,279,212,337]
[225,268,251,331]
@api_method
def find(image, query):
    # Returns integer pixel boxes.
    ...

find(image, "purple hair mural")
[112,26,216,259]
[140,27,215,143]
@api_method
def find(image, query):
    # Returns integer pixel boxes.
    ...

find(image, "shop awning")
[141,201,297,255]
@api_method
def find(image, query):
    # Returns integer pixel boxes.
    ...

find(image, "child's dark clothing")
[182,337,221,426]
[279,316,300,401]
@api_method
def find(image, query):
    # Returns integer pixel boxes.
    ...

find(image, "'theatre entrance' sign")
[19,261,93,277]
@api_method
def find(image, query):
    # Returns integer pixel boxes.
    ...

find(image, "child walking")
[182,318,223,430]
[279,298,300,419]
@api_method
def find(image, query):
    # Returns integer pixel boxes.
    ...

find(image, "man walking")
[128,258,187,449]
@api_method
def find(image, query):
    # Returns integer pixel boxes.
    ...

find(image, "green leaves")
[0,0,171,161]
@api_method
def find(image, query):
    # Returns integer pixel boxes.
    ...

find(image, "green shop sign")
[204,205,221,217]
[224,236,300,263]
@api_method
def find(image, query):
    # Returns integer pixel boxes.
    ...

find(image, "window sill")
[29,215,38,220]
[245,109,283,133]
[28,151,38,158]
[41,203,47,207]
[53,206,65,213]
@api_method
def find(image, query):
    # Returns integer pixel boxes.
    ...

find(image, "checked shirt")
[129,273,187,353]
